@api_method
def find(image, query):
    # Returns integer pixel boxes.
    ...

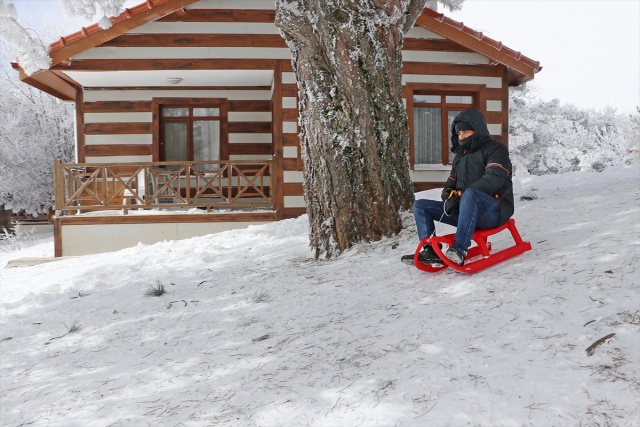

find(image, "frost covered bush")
[509,85,640,176]
[0,225,36,253]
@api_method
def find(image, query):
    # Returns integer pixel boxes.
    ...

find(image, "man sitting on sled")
[402,108,515,267]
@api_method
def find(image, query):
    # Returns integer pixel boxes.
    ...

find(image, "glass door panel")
[162,122,188,170]
[414,107,442,164]
[193,120,220,170]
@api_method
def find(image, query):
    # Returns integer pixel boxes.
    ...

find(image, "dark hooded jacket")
[444,108,514,226]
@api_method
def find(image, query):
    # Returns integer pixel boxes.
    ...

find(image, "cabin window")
[413,93,474,166]
[153,98,228,169]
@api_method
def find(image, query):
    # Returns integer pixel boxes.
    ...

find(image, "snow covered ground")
[1,164,639,426]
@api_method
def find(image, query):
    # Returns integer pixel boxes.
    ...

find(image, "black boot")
[401,244,444,267]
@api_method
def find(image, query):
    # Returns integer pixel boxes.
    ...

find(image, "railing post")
[228,161,234,203]
[144,164,150,208]
[53,159,64,213]
[267,161,271,203]
[186,163,192,202]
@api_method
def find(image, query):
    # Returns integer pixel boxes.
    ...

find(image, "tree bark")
[276,0,424,258]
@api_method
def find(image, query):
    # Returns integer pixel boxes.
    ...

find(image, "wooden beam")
[281,207,306,219]
[272,60,285,217]
[53,58,278,71]
[84,144,153,156]
[282,158,299,170]
[228,143,272,156]
[55,211,278,225]
[84,85,271,91]
[228,100,271,112]
[282,109,297,121]
[403,38,472,52]
[283,182,303,196]
[19,69,76,101]
[403,62,504,78]
[413,182,446,192]
[282,84,297,97]
[405,82,502,102]
[84,122,152,134]
[229,121,272,133]
[84,100,152,113]
[76,87,86,162]
[157,9,276,23]
[100,33,287,48]
[282,133,300,147]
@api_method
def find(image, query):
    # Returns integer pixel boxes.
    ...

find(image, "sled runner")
[413,219,532,274]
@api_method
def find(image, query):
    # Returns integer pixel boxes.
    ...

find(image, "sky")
[10,0,640,113]
[1,163,639,425]
[447,0,640,113]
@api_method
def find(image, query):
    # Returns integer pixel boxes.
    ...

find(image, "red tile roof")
[421,8,541,73]
[49,0,178,52]
[49,1,540,78]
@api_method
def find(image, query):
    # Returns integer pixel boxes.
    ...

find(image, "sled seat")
[414,219,532,274]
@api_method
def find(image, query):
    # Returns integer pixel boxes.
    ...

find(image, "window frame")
[152,97,229,163]
[406,84,485,169]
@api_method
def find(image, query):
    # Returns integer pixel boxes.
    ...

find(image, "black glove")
[441,188,455,202]
[443,189,462,215]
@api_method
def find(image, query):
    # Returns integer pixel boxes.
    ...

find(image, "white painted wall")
[60,221,269,256]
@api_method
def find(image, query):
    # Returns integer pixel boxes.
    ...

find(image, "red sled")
[413,219,532,274]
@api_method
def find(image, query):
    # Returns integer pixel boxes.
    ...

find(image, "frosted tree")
[0,0,135,230]
[509,85,640,175]
[0,0,125,77]
[275,0,464,258]
[59,0,127,30]
[0,0,50,75]
[0,62,75,216]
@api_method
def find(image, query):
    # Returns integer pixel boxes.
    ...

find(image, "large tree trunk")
[276,0,424,258]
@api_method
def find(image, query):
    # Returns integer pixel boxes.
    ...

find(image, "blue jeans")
[413,188,500,252]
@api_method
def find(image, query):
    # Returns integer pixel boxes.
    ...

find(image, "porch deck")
[52,159,279,256]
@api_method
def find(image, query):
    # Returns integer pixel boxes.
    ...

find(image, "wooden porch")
[53,159,274,215]
[51,159,279,256]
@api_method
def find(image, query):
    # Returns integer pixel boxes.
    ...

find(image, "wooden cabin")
[16,0,541,257]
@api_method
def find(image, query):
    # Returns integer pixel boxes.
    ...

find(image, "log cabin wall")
[278,63,306,219]
[81,88,273,164]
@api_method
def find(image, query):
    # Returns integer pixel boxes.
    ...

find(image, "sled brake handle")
[449,190,499,199]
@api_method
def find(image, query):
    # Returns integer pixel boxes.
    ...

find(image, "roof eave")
[12,64,77,101]
[415,9,541,87]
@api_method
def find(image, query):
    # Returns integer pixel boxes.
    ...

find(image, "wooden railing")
[53,159,273,214]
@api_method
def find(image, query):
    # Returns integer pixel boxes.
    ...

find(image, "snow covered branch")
[0,0,50,75]
[1,0,127,76]
[509,85,640,175]
[437,0,465,12]
[59,0,127,29]
[0,63,74,215]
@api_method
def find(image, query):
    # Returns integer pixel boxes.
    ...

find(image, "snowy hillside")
[1,164,639,426]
